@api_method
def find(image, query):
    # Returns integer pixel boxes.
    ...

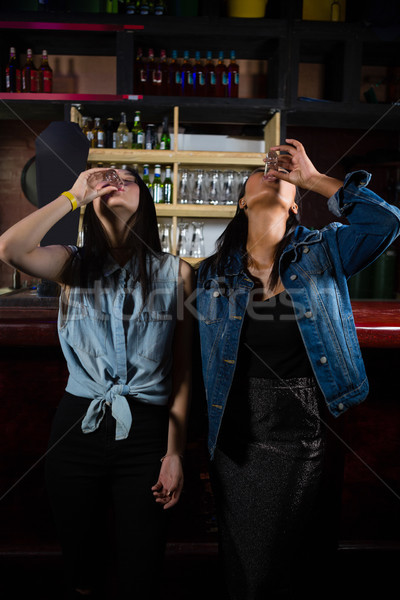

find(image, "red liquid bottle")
[193,50,206,97]
[134,47,143,94]
[5,47,20,93]
[181,50,194,97]
[153,49,168,96]
[38,50,53,93]
[22,48,37,93]
[167,49,181,96]
[145,48,156,95]
[227,50,239,98]
[204,50,216,97]
[215,51,228,98]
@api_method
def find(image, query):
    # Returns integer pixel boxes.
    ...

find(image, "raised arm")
[0,167,118,283]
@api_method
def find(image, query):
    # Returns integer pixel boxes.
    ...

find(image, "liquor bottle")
[167,50,181,96]
[145,48,156,95]
[154,49,168,96]
[140,0,151,15]
[134,47,144,94]
[204,51,216,97]
[21,49,37,93]
[116,112,130,149]
[93,117,105,148]
[125,1,137,13]
[38,50,53,93]
[227,50,239,98]
[215,51,228,98]
[142,164,152,193]
[5,47,20,93]
[330,0,340,21]
[131,110,145,149]
[154,0,167,15]
[181,50,194,97]
[145,123,156,149]
[82,116,94,146]
[152,164,164,203]
[194,51,206,97]
[105,117,116,148]
[160,116,171,150]
[163,166,173,204]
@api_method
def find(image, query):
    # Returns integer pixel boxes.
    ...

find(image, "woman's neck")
[246,210,287,268]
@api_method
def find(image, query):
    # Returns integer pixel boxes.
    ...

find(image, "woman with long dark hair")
[196,140,400,599]
[0,166,193,599]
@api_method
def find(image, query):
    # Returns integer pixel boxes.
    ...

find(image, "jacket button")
[338,402,345,411]
[303,246,310,254]
[290,274,297,281]
[305,310,312,318]
[320,356,327,364]
[213,291,220,298]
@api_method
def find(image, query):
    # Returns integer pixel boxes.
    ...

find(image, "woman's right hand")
[68,167,119,208]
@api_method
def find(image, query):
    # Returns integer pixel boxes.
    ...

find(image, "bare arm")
[0,167,117,283]
[152,258,195,509]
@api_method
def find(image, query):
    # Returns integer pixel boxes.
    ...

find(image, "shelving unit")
[86,106,278,253]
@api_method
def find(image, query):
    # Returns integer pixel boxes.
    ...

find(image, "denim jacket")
[197,171,400,458]
[58,252,179,440]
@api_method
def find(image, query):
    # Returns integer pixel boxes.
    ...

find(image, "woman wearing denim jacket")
[0,167,193,600]
[196,139,400,599]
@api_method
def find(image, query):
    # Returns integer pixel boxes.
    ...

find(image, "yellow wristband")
[61,191,78,212]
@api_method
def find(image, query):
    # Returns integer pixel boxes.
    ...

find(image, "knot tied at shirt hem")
[81,383,133,440]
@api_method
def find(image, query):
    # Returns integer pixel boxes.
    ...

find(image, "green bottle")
[163,166,173,204]
[131,110,144,149]
[152,164,164,203]
[142,164,152,194]
[160,116,171,150]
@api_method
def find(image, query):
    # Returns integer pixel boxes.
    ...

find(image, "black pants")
[45,392,169,599]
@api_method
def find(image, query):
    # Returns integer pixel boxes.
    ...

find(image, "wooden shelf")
[155,204,236,218]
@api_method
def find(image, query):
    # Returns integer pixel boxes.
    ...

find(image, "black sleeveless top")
[234,289,313,380]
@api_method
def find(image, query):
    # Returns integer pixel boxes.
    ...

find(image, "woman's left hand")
[151,454,184,510]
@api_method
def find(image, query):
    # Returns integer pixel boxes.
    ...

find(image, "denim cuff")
[327,170,372,217]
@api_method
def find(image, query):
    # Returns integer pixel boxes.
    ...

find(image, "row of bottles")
[143,164,173,203]
[4,47,53,93]
[81,111,171,150]
[135,49,239,98]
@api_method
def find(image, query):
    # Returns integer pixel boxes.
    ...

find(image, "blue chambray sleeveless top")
[57,249,180,440]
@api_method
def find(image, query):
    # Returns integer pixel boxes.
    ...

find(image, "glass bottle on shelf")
[178,169,192,204]
[190,222,205,258]
[160,116,171,150]
[81,116,94,146]
[177,222,190,256]
[154,0,167,14]
[93,117,105,148]
[145,124,156,149]
[38,50,53,93]
[152,164,164,203]
[167,50,181,96]
[159,222,172,253]
[215,51,227,98]
[163,166,173,204]
[105,117,116,149]
[146,48,156,95]
[21,49,37,93]
[131,110,144,149]
[5,47,20,93]
[227,50,239,98]
[116,112,130,149]
[205,51,216,97]
[194,51,206,97]
[154,49,168,96]
[143,164,152,193]
[181,50,194,97]
[134,47,144,94]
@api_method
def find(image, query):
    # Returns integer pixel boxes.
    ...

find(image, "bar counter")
[0,289,399,555]
[1,289,399,348]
